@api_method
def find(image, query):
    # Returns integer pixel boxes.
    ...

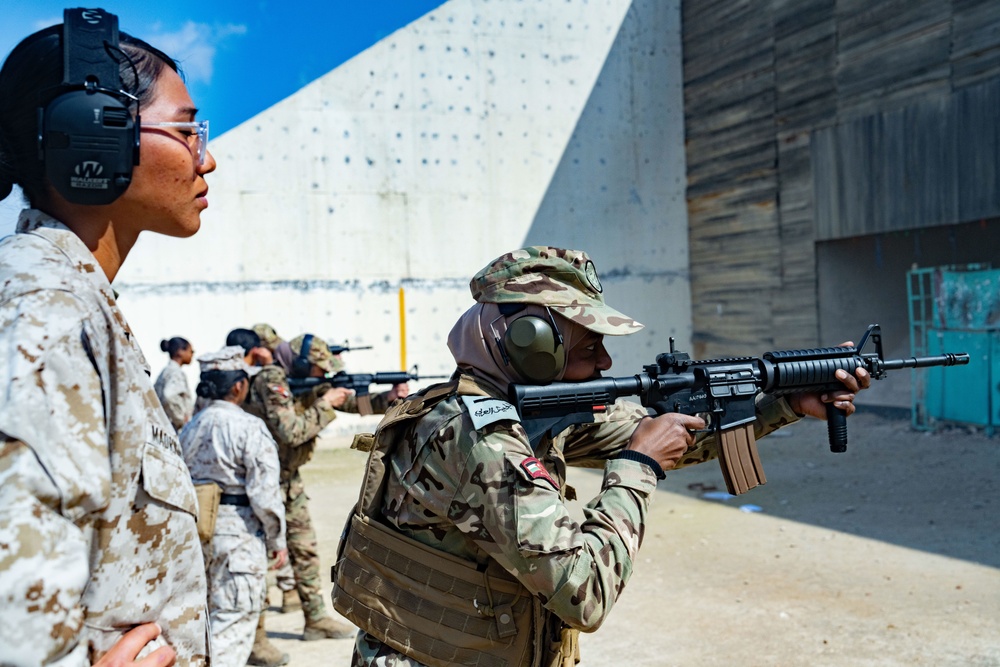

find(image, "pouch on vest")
[194,482,221,542]
[335,512,538,667]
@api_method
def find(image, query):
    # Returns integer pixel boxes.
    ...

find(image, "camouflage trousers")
[204,531,266,667]
[282,471,327,622]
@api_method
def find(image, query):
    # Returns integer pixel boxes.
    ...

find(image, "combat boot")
[280,588,301,614]
[247,614,289,666]
[302,615,354,641]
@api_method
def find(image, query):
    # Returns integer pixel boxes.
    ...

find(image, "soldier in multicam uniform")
[244,333,408,649]
[155,336,196,431]
[250,324,305,612]
[0,12,216,665]
[333,247,870,667]
[253,323,285,354]
[180,346,288,667]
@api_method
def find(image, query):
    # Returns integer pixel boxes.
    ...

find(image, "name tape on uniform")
[461,395,521,430]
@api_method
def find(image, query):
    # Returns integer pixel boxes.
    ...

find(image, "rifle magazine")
[716,424,766,495]
[356,394,374,416]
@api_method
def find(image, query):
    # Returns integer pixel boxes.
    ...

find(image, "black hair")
[226,328,261,355]
[0,23,180,204]
[196,369,248,401]
[160,336,191,357]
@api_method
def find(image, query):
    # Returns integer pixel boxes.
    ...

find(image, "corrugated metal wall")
[682,0,1000,357]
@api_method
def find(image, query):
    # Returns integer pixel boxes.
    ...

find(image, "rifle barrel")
[880,353,970,371]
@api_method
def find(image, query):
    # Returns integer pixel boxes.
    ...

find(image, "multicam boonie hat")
[289,333,340,374]
[252,323,283,351]
[197,345,261,376]
[470,246,644,335]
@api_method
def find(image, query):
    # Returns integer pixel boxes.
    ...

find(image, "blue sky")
[0,1,445,232]
[1,1,445,136]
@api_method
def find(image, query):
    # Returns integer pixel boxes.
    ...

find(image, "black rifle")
[509,325,969,495]
[287,368,449,413]
[327,342,373,355]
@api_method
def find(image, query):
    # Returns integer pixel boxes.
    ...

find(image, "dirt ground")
[261,411,1000,666]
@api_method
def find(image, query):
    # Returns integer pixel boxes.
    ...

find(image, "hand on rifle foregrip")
[387,382,409,401]
[785,342,872,420]
[627,413,706,472]
[784,342,873,454]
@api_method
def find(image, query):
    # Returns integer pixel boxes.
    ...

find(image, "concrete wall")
[110,0,690,409]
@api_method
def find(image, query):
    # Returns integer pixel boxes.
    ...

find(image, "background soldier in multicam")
[0,10,216,664]
[155,336,196,431]
[181,346,288,667]
[332,246,870,667]
[253,323,285,354]
[243,333,407,646]
[250,324,305,611]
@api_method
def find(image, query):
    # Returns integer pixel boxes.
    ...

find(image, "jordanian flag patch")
[520,457,558,490]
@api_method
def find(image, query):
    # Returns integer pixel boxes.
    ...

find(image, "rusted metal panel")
[682,0,1000,357]
[814,77,998,240]
[956,80,1000,222]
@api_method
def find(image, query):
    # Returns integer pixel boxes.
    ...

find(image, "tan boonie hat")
[197,345,261,376]
[289,333,339,374]
[252,323,283,351]
[470,246,644,335]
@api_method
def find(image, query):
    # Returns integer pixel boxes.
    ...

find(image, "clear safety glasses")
[140,120,210,165]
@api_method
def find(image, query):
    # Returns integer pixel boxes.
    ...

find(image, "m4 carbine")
[509,325,969,495]
[288,368,449,413]
[327,342,373,355]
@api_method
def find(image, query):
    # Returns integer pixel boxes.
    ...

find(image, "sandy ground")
[260,412,1000,666]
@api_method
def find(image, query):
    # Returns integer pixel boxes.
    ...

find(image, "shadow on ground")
[631,411,1000,569]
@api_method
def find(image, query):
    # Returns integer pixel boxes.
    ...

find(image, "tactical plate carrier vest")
[332,376,577,667]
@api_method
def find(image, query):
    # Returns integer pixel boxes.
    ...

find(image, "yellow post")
[398,286,407,370]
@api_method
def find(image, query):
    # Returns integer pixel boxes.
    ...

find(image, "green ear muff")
[504,316,565,384]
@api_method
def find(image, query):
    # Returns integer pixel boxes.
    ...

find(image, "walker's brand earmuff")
[39,8,139,205]
[290,334,315,378]
[493,304,565,384]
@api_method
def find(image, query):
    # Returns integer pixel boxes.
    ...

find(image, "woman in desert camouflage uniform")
[0,9,216,666]
[181,346,287,667]
[155,336,196,432]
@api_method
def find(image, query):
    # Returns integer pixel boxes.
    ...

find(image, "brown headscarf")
[272,340,296,373]
[447,302,586,392]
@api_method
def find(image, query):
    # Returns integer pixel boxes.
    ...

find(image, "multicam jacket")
[155,359,194,431]
[0,211,209,665]
[346,372,801,666]
[244,365,390,481]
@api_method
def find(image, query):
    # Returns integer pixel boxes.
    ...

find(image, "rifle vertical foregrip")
[826,403,847,452]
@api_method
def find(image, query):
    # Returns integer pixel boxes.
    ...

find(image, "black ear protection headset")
[39,8,140,205]
[290,334,315,378]
[491,303,565,384]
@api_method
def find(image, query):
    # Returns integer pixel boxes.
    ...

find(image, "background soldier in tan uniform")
[0,10,216,664]
[334,247,870,667]
[155,336,195,431]
[181,346,288,667]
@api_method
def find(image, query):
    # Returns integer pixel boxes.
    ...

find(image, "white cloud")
[148,22,247,85]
